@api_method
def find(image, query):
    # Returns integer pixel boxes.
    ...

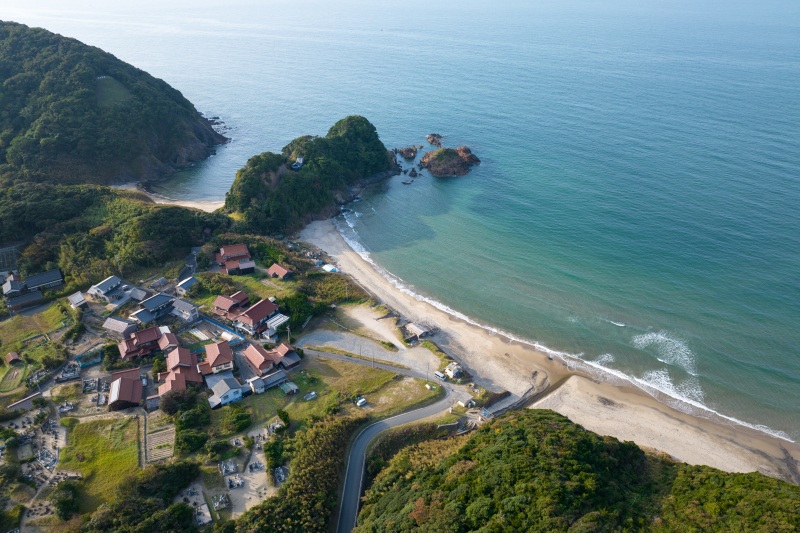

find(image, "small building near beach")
[267,263,292,280]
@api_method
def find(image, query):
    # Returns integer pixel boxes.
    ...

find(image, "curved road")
[336,385,454,533]
[303,347,468,532]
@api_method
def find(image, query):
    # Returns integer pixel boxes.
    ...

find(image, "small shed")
[267,264,292,280]
[5,352,21,365]
[321,264,338,273]
[67,292,87,309]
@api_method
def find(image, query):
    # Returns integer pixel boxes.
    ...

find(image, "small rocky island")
[420,146,481,177]
[394,146,420,160]
[427,133,443,147]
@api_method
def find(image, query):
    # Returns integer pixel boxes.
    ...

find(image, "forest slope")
[356,410,800,532]
[0,21,225,186]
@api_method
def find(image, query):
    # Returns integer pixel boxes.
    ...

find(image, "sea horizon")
[5,0,799,441]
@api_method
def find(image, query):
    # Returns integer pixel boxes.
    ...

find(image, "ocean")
[5,0,800,440]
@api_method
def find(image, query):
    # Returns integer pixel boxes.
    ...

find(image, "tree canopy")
[225,115,393,234]
[355,410,800,532]
[0,21,225,186]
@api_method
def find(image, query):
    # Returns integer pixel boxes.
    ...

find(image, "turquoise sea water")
[5,0,800,440]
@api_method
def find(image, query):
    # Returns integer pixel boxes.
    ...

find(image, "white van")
[434,371,447,381]
[356,397,367,407]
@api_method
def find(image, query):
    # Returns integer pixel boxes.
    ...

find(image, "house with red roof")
[117,326,163,360]
[212,290,250,320]
[198,340,234,375]
[232,299,279,336]
[243,342,300,375]
[108,368,143,410]
[267,263,292,280]
[215,244,255,275]
[5,352,21,365]
[157,347,203,396]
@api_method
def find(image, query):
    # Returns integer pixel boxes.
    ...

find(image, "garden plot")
[146,426,175,463]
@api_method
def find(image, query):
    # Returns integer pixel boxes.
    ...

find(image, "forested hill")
[0,21,226,186]
[225,115,395,234]
[356,410,800,532]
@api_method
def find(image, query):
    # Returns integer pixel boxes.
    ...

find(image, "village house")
[68,292,87,310]
[198,340,235,375]
[232,298,279,336]
[117,326,164,360]
[6,290,43,311]
[157,332,179,353]
[157,347,203,396]
[87,275,124,303]
[215,244,255,275]
[212,291,249,320]
[243,343,300,375]
[175,276,199,296]
[267,263,292,280]
[102,317,138,340]
[131,293,174,324]
[170,298,199,323]
[108,368,143,410]
[23,269,64,291]
[246,368,287,395]
[2,275,24,296]
[5,352,21,365]
[206,371,243,408]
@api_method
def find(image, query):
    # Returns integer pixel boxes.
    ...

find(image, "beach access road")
[301,349,468,533]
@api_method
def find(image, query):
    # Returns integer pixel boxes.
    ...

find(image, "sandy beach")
[112,183,224,213]
[300,219,800,484]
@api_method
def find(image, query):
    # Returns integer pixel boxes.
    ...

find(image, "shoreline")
[111,182,224,213]
[299,218,800,484]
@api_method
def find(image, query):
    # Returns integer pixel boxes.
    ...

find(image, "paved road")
[303,348,468,533]
[336,388,452,533]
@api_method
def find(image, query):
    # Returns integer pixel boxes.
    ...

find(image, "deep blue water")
[6,0,800,439]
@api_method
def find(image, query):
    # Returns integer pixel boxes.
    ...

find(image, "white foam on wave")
[632,331,697,376]
[331,215,795,443]
[595,353,615,365]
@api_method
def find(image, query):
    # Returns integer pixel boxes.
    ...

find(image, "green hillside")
[0,21,225,185]
[225,115,394,234]
[356,410,800,532]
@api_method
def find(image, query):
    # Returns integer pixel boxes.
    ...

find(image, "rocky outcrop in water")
[420,146,481,177]
[427,133,443,147]
[395,146,418,160]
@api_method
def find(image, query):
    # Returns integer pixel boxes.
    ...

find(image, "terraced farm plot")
[146,426,175,463]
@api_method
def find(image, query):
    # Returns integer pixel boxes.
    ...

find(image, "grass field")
[211,356,440,437]
[52,382,83,403]
[95,76,133,107]
[58,417,140,512]
[0,304,69,353]
[190,272,299,311]
[0,364,26,393]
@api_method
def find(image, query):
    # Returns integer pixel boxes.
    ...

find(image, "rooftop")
[24,268,63,288]
[205,341,233,368]
[141,292,174,311]
[93,275,122,294]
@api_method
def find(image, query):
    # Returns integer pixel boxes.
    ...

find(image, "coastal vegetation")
[0,21,225,186]
[1,182,230,291]
[225,115,394,234]
[355,410,800,531]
